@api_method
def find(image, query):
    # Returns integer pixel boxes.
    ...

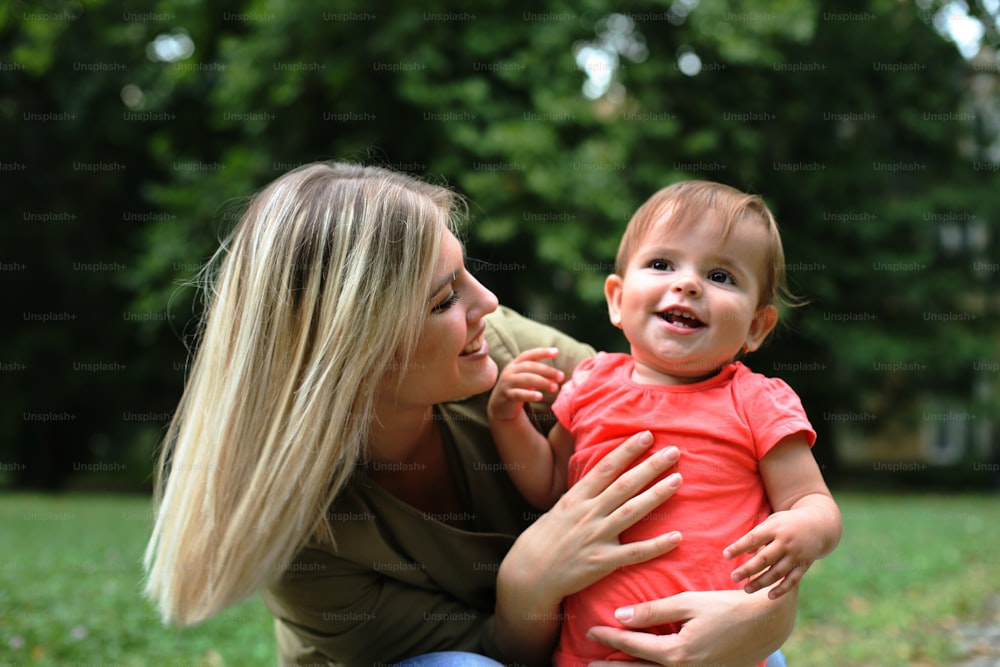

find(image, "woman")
[143,162,796,666]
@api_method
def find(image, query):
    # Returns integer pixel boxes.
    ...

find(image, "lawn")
[784,492,1000,666]
[0,494,276,665]
[1,491,997,665]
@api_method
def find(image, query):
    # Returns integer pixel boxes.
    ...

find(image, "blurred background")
[2,0,999,664]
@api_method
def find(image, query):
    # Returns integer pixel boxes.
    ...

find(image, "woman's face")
[381,227,500,410]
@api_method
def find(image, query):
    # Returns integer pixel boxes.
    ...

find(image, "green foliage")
[2,0,998,487]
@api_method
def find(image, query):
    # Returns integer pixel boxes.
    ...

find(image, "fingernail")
[638,431,653,446]
[666,472,682,488]
[668,531,682,545]
[660,446,679,460]
[614,606,634,621]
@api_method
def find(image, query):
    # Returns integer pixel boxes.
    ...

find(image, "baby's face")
[605,210,777,385]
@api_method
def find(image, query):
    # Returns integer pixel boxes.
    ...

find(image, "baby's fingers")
[730,543,795,592]
[510,347,562,382]
[513,347,561,362]
[502,367,563,395]
[728,544,777,584]
[501,387,549,404]
[743,556,809,598]
[765,563,809,599]
[723,528,769,560]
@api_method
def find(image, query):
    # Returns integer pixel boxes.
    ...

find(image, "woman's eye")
[708,270,734,284]
[431,292,460,313]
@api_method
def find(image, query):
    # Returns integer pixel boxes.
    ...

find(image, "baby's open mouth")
[658,310,705,328]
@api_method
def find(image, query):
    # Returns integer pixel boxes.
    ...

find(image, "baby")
[488,181,842,666]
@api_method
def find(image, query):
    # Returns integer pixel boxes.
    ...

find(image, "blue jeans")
[392,652,504,667]
[394,649,786,666]
[766,649,788,667]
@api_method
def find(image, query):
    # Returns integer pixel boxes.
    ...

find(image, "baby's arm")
[723,434,843,599]
[487,347,573,509]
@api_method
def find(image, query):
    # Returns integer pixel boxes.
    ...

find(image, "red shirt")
[551,353,815,666]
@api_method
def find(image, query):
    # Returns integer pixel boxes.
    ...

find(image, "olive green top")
[263,307,596,667]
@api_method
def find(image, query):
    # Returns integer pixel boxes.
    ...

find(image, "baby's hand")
[487,347,563,422]
[723,509,823,599]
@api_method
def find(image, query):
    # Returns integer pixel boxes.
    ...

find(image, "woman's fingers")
[572,431,672,500]
[585,625,679,665]
[595,442,681,519]
[610,527,684,571]
[558,432,684,571]
[505,431,684,610]
[608,468,682,528]
[589,588,797,667]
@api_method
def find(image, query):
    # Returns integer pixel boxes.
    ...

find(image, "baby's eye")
[708,270,734,284]
[650,259,672,271]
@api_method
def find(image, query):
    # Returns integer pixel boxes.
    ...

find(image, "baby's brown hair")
[616,180,797,311]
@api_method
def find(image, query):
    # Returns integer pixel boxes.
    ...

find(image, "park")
[3,0,999,664]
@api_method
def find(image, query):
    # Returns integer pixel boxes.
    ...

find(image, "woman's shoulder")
[485,306,596,373]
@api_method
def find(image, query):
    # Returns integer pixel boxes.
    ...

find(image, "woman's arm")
[265,548,495,665]
[492,431,684,666]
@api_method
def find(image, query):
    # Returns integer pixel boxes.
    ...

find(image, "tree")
[1,0,996,488]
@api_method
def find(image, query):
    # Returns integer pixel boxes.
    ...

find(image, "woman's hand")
[585,587,798,667]
[493,431,683,666]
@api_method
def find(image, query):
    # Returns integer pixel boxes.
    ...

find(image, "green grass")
[784,491,1000,666]
[0,494,275,666]
[1,492,997,665]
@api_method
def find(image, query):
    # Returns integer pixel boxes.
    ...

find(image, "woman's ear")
[605,273,625,329]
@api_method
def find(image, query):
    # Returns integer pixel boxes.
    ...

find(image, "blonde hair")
[143,162,462,626]
[616,180,796,311]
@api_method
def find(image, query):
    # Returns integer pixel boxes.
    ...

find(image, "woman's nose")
[468,274,499,320]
